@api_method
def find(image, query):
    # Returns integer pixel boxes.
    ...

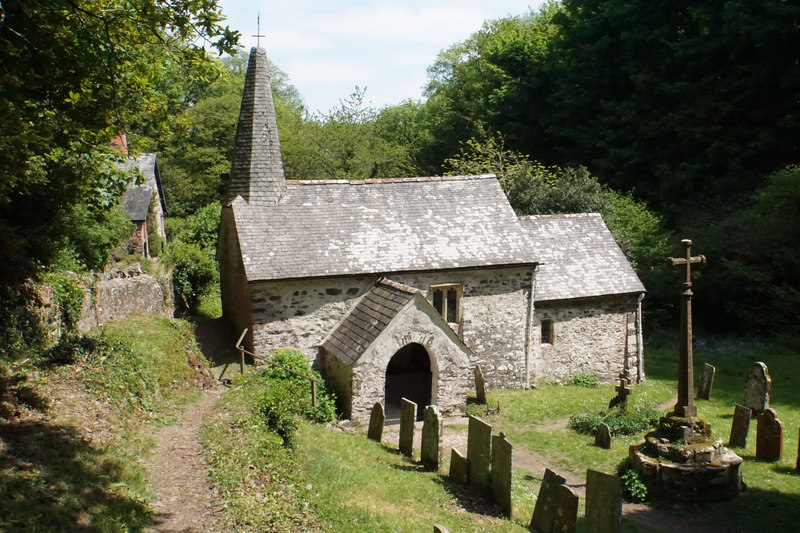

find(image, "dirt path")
[144,388,223,532]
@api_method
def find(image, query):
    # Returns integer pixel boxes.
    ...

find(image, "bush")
[165,241,217,311]
[256,348,337,445]
[568,407,659,437]
[568,373,599,388]
[617,461,648,502]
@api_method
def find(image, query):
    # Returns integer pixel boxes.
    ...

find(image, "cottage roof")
[119,153,160,222]
[233,175,539,281]
[519,213,645,301]
[322,278,420,366]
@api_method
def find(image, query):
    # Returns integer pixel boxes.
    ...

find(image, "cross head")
[252,13,266,47]
[609,375,632,413]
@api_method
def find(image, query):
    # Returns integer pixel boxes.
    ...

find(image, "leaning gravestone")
[756,408,783,462]
[585,469,622,533]
[421,405,442,471]
[367,402,385,442]
[530,468,567,533]
[728,404,753,448]
[697,362,716,400]
[399,398,417,458]
[595,423,612,450]
[474,365,487,404]
[467,415,493,494]
[449,447,468,484]
[551,484,578,533]
[491,432,513,518]
[743,362,771,416]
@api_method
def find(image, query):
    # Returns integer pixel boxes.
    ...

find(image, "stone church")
[218,48,646,423]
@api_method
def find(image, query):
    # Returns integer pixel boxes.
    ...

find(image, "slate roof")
[322,278,420,366]
[233,175,539,281]
[519,214,645,301]
[119,153,159,221]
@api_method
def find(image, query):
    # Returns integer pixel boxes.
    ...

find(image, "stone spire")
[225,47,286,205]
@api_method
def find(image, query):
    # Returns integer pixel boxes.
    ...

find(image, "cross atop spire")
[252,13,266,47]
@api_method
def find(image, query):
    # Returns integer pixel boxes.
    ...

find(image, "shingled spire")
[225,47,286,205]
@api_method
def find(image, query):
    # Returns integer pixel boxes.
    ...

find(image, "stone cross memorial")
[608,375,632,412]
[666,239,706,419]
[743,362,771,416]
[697,362,716,400]
[367,402,385,442]
[728,404,753,448]
[756,408,783,462]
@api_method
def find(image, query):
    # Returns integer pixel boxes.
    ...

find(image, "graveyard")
[200,335,800,532]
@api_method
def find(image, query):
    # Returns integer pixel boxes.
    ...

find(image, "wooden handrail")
[234,329,318,406]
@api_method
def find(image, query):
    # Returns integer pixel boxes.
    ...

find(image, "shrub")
[568,407,659,437]
[256,348,337,445]
[165,241,217,311]
[617,461,648,502]
[568,373,599,388]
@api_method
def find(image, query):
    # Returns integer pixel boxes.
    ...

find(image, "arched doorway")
[384,343,432,423]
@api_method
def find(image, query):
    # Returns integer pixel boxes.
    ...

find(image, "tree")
[0,0,238,281]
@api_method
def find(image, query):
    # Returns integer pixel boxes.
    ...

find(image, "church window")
[430,284,461,324]
[541,319,554,345]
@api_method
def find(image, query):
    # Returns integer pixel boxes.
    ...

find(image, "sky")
[215,0,545,116]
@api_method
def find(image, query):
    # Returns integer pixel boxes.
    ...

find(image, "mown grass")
[0,315,208,532]
[477,336,800,532]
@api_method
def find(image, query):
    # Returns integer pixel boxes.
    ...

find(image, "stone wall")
[77,270,172,331]
[218,208,253,349]
[247,266,534,389]
[532,294,641,384]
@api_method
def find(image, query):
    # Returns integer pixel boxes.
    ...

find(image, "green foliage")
[0,0,237,284]
[165,241,217,311]
[256,349,337,445]
[568,407,660,437]
[617,462,649,503]
[568,373,599,388]
[43,274,85,332]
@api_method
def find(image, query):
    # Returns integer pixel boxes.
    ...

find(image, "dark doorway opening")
[384,343,432,423]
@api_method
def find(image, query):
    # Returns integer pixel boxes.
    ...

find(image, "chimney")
[110,133,128,155]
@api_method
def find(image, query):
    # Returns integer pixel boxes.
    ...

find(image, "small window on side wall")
[541,319,554,345]
[430,284,461,324]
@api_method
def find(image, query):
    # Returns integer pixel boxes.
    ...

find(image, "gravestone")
[367,402,385,442]
[491,432,513,518]
[474,365,487,404]
[608,375,632,412]
[551,484,578,533]
[467,415,492,494]
[421,405,442,471]
[399,398,417,458]
[743,362,771,416]
[585,469,622,533]
[595,423,612,449]
[530,468,567,533]
[728,404,752,448]
[433,525,449,533]
[697,363,716,400]
[449,447,468,484]
[756,408,783,462]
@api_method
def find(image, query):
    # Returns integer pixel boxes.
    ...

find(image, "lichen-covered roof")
[322,279,420,366]
[119,153,158,221]
[519,214,645,301]
[233,175,539,281]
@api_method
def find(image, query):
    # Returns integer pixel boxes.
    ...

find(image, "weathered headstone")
[595,423,612,449]
[367,402,385,442]
[449,447,468,484]
[399,397,417,458]
[421,405,442,471]
[728,404,752,448]
[551,484,578,533]
[491,432,513,518]
[467,415,492,494]
[530,468,567,533]
[585,469,622,533]
[756,408,783,462]
[697,362,716,400]
[433,525,449,533]
[743,362,771,416]
[608,376,632,413]
[474,365,487,404]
